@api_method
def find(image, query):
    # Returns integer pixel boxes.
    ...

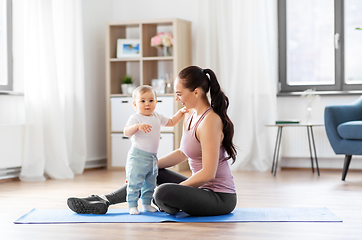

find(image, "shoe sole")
[67,198,108,214]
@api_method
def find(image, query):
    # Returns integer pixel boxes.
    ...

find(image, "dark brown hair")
[178,66,237,163]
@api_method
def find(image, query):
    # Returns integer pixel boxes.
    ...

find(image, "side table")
[266,123,324,176]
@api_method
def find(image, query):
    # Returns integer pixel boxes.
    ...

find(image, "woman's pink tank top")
[180,107,236,193]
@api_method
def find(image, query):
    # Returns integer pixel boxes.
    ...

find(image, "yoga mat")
[14,207,342,224]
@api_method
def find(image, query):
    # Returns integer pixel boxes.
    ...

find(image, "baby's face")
[133,90,157,116]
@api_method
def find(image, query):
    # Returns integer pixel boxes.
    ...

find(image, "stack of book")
[275,120,300,124]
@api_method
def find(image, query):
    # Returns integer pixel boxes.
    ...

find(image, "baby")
[124,85,187,215]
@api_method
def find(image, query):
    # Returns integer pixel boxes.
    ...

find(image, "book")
[275,120,300,124]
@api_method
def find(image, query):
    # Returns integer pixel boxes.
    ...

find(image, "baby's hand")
[138,123,152,133]
[180,107,189,114]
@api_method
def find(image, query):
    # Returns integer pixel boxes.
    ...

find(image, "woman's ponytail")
[203,69,236,163]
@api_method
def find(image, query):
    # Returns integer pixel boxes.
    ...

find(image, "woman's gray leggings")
[105,168,237,216]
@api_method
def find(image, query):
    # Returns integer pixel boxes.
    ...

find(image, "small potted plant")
[121,75,135,94]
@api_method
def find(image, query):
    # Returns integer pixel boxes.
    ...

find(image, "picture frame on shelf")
[117,39,140,58]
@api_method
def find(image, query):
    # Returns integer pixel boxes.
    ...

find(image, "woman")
[67,66,237,216]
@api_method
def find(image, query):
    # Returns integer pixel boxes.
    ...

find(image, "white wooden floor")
[1,168,362,240]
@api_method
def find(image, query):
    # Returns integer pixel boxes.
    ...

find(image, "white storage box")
[158,133,174,158]
[110,97,134,132]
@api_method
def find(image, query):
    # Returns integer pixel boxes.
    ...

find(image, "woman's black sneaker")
[67,195,109,214]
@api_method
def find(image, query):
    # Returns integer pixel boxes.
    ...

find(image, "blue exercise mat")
[14,207,342,224]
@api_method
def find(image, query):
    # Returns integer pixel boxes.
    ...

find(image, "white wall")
[82,0,113,163]
[277,95,361,124]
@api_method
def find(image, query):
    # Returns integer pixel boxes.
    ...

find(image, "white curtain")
[196,0,278,171]
[19,0,86,181]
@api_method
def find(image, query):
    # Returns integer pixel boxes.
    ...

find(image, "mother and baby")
[67,65,237,216]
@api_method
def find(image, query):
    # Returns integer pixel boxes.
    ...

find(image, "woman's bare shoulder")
[200,110,223,130]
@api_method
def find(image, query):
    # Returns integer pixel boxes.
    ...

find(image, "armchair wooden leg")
[342,155,352,181]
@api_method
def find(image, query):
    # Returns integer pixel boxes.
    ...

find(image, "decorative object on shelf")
[117,39,140,58]
[121,75,136,94]
[150,32,173,56]
[301,88,320,124]
[152,79,166,94]
[165,73,173,93]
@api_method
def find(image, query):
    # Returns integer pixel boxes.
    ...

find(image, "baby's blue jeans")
[126,147,158,208]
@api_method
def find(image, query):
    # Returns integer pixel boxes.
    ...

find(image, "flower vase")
[121,84,129,94]
[163,46,171,56]
[121,84,136,94]
[306,106,312,124]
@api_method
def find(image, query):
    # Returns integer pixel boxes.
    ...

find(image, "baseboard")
[280,167,362,172]
[0,167,21,180]
[0,157,107,181]
[280,157,362,170]
[85,157,107,169]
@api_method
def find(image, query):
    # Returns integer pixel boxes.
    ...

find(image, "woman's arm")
[179,112,223,187]
[158,149,188,169]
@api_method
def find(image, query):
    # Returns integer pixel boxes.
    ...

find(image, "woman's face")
[174,77,196,109]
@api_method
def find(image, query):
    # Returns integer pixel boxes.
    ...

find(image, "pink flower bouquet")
[151,32,173,47]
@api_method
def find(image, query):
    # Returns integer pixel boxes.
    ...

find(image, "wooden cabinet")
[105,19,192,170]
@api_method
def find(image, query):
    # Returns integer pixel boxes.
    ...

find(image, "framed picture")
[117,39,140,58]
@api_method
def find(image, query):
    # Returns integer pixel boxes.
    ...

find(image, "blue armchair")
[324,96,362,180]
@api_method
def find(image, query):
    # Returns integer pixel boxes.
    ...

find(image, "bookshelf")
[105,19,192,171]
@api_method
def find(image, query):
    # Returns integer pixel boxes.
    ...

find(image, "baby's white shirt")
[125,112,169,153]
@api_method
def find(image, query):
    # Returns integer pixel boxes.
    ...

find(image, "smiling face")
[133,90,157,116]
[174,77,198,109]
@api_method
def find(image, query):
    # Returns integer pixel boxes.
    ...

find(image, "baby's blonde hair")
[132,85,157,100]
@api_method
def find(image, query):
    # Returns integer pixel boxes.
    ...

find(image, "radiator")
[0,124,24,169]
[0,124,106,179]
[0,124,24,179]
[280,126,335,158]
[279,126,362,169]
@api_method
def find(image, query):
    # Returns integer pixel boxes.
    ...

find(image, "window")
[278,0,362,93]
[0,0,12,91]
